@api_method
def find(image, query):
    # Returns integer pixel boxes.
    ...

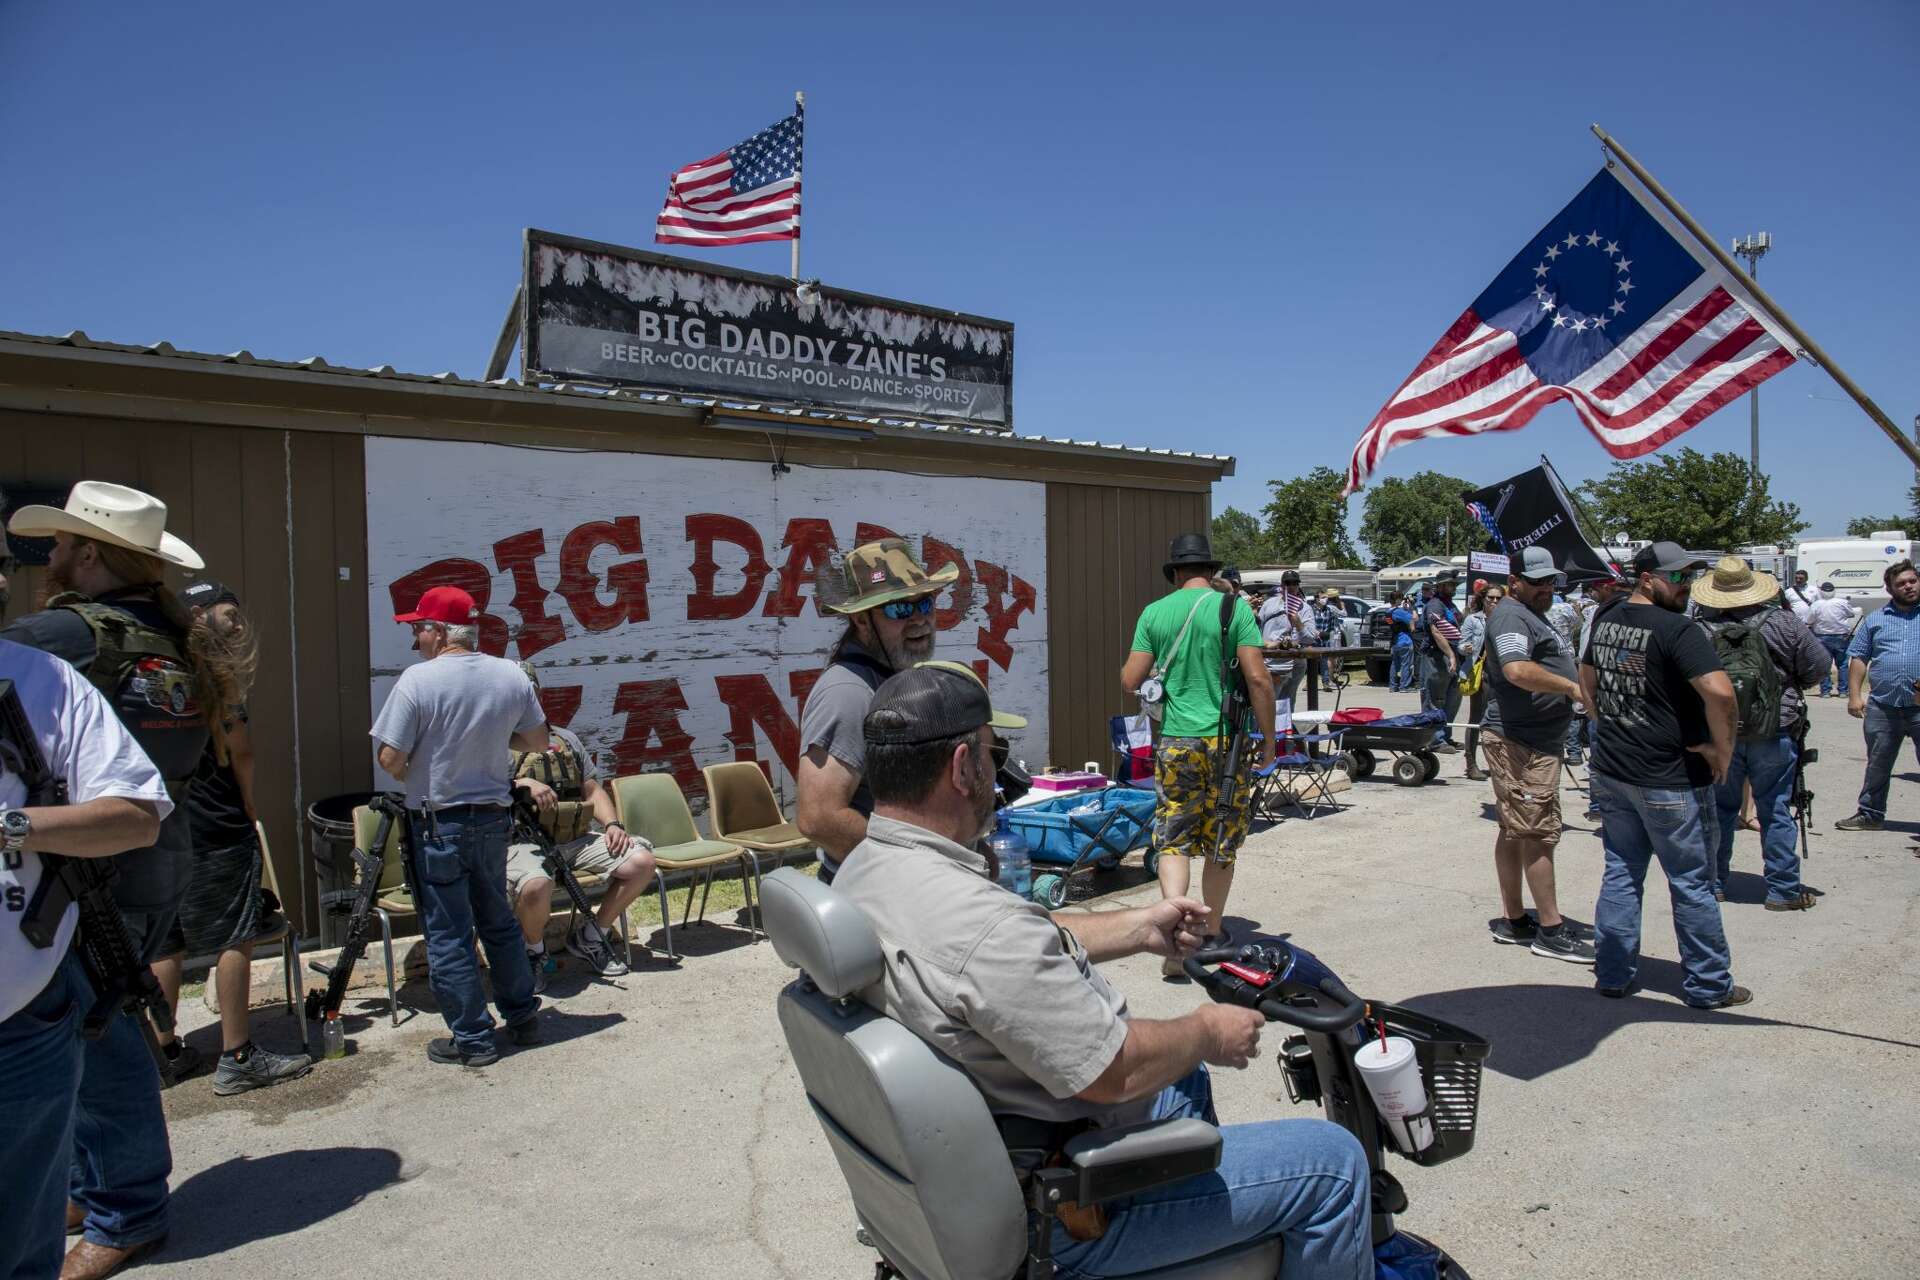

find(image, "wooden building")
[0,330,1230,936]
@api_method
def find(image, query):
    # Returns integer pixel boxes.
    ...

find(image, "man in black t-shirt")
[1579,542,1746,1010]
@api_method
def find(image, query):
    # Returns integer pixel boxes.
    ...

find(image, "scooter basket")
[1373,1002,1489,1167]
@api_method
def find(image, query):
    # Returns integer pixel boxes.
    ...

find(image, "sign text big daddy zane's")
[366,438,1049,804]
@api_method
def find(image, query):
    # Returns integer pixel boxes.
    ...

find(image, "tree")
[1844,480,1920,538]
[1574,448,1806,549]
[1260,467,1361,568]
[1210,506,1276,568]
[1358,470,1476,567]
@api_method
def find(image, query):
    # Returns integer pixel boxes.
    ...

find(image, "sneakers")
[162,1041,205,1082]
[1464,766,1488,781]
[566,921,630,977]
[212,1044,315,1096]
[1596,982,1634,999]
[506,1016,541,1047]
[1691,985,1754,1010]
[1430,740,1461,754]
[1564,750,1584,766]
[1764,892,1818,911]
[1530,925,1597,964]
[1488,915,1538,946]
[427,1037,499,1067]
[526,948,551,994]
[1835,812,1883,832]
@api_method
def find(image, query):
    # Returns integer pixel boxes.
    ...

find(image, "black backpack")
[1704,617,1784,743]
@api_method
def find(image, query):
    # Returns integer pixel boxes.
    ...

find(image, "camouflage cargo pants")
[1154,736,1253,866]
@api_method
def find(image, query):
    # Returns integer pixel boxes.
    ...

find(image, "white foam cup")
[1352,1035,1434,1153]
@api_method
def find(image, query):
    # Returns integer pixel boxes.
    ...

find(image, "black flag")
[1462,460,1617,584]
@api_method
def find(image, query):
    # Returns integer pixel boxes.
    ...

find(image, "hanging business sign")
[364,437,1049,807]
[522,229,1015,430]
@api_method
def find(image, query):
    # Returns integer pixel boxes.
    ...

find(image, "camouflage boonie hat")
[824,537,959,615]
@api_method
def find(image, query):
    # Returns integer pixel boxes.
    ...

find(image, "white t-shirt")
[1784,585,1818,621]
[370,651,546,808]
[2,639,173,1023]
[1807,596,1859,637]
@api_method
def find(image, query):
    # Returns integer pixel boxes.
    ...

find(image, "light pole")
[1732,233,1772,499]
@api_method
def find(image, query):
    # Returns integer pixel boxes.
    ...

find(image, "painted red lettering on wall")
[536,686,582,728]
[974,560,1036,671]
[763,518,839,618]
[492,529,567,659]
[558,517,649,631]
[921,536,974,631]
[714,673,803,777]
[610,678,702,795]
[685,514,772,620]
[854,523,900,545]
[386,558,509,655]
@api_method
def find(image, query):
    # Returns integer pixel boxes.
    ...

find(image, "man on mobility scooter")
[815,660,1372,1278]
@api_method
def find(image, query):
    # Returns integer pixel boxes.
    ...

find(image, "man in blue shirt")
[1388,595,1416,691]
[1836,560,1920,830]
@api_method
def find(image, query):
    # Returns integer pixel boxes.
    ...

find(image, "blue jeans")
[1053,1067,1370,1280]
[1857,702,1920,822]
[1420,650,1461,740]
[1389,646,1413,691]
[413,806,540,1052]
[70,907,174,1249]
[1,949,88,1280]
[1818,635,1850,696]
[1712,733,1802,902]
[1591,774,1734,1006]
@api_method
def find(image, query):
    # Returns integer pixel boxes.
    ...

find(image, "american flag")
[655,111,802,247]
[1346,168,1795,493]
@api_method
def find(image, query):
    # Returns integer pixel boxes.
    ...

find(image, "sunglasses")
[880,596,936,621]
[1660,570,1691,584]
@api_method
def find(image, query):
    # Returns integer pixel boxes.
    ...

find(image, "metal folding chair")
[1253,729,1348,821]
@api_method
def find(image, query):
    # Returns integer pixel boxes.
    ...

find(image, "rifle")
[509,793,616,964]
[1789,719,1816,862]
[4,679,175,1078]
[304,791,410,1035]
[1210,592,1254,865]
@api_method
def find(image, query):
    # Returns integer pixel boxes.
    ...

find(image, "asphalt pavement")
[140,686,1919,1279]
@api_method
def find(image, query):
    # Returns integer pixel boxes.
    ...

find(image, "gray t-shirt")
[370,651,546,808]
[834,815,1147,1128]
[798,643,892,829]
[1483,596,1576,754]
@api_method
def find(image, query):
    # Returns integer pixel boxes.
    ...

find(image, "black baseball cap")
[1219,565,1243,586]
[1280,569,1302,585]
[864,661,1027,746]
[1629,542,1708,576]
[182,579,239,609]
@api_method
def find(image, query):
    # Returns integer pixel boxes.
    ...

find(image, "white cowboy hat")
[8,480,204,571]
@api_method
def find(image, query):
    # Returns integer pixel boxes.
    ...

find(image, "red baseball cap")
[394,586,478,625]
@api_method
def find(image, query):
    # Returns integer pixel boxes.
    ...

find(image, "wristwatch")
[0,808,30,857]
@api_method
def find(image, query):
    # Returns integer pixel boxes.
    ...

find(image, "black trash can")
[307,791,383,947]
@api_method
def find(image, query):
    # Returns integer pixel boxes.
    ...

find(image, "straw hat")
[1690,555,1778,610]
[7,480,204,571]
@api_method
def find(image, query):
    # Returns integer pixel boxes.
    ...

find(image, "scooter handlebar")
[1260,978,1366,1034]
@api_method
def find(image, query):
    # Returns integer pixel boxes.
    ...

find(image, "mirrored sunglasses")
[880,596,935,620]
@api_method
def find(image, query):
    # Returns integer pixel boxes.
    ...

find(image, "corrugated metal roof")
[0,329,1235,470]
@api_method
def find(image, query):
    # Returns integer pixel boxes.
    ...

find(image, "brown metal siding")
[1,410,370,933]
[1043,482,1209,773]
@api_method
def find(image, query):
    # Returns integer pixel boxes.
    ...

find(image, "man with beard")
[796,538,952,884]
[3,482,246,1278]
[1481,549,1593,963]
[832,661,1370,1278]
[1579,542,1745,1009]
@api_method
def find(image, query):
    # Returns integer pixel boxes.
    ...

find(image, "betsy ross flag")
[655,111,802,247]
[1346,167,1795,493]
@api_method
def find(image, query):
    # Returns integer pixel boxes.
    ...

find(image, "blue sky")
[3,1,1914,544]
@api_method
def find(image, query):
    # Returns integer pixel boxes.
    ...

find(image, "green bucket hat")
[825,537,959,615]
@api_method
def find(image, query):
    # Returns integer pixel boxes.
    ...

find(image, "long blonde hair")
[85,539,258,763]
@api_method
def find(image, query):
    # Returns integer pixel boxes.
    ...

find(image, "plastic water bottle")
[321,1012,346,1060]
[988,802,1032,901]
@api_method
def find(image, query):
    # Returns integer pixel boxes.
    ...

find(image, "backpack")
[1705,618,1784,743]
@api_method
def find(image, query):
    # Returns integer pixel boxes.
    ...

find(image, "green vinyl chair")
[611,773,756,960]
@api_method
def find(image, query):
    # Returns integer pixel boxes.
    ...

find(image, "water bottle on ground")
[987,798,1032,901]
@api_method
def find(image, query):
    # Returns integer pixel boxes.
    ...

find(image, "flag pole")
[791,90,805,282]
[1590,123,1920,472]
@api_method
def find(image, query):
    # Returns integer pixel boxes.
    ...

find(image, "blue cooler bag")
[1004,787,1157,869]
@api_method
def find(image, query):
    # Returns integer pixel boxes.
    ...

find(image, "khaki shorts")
[1482,731,1563,845]
[1154,736,1254,866]
[505,833,630,898]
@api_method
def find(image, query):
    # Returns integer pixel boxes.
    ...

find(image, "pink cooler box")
[1030,770,1108,793]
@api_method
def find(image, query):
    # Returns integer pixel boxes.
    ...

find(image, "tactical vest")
[512,738,593,843]
[50,592,207,784]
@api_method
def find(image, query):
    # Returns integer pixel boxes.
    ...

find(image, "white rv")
[1794,532,1911,613]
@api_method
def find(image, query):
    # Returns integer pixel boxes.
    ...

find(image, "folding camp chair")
[1252,728,1348,821]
